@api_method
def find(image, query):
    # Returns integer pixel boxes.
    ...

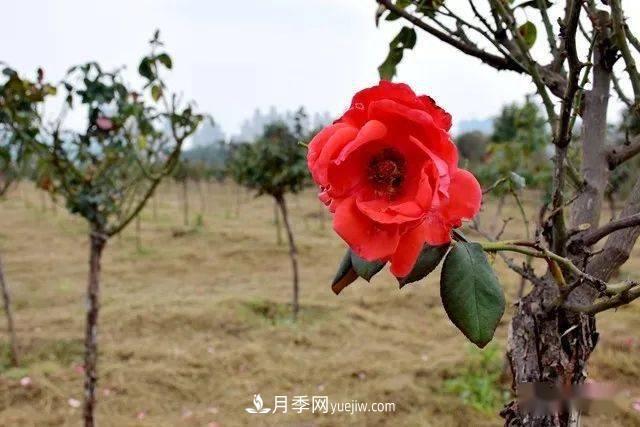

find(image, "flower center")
[367,148,405,198]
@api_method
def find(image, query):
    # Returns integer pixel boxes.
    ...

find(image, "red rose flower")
[308,81,481,277]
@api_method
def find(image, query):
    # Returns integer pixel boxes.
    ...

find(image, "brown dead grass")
[0,182,639,426]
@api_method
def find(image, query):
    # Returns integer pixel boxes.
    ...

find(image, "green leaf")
[416,0,445,17]
[398,244,449,287]
[156,53,173,69]
[440,242,505,348]
[395,0,412,8]
[351,251,386,281]
[514,0,552,9]
[394,26,417,49]
[518,21,537,49]
[331,250,358,295]
[384,11,401,21]
[138,57,154,80]
[151,85,163,101]
[2,67,17,77]
[383,0,411,21]
[378,47,404,80]
[377,26,416,80]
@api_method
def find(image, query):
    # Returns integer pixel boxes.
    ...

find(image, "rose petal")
[422,213,453,246]
[334,120,387,164]
[307,123,355,185]
[356,198,425,224]
[333,196,399,261]
[443,168,482,222]
[340,81,425,127]
[390,222,428,277]
[369,100,458,170]
[419,95,452,131]
[326,121,388,197]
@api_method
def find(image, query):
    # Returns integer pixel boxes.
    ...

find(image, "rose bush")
[308,81,481,277]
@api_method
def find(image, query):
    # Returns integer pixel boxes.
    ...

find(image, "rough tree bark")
[152,193,158,221]
[0,252,19,367]
[83,232,107,427]
[276,194,299,320]
[274,200,283,245]
[135,215,142,251]
[182,179,189,227]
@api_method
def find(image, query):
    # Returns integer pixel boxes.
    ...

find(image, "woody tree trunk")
[152,192,158,221]
[274,200,283,245]
[0,252,19,367]
[136,215,142,251]
[182,179,189,227]
[504,9,614,427]
[372,1,640,426]
[276,194,299,320]
[83,232,107,427]
[32,35,202,427]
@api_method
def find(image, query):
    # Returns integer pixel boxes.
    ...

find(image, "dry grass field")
[0,182,639,426]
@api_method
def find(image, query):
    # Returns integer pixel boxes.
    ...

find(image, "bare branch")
[570,10,612,244]
[607,133,640,168]
[564,283,640,314]
[548,2,585,255]
[482,176,508,195]
[106,135,186,237]
[610,0,640,105]
[491,0,558,124]
[467,0,494,34]
[469,219,545,287]
[555,0,583,148]
[536,0,558,58]
[612,73,633,107]
[627,25,640,55]
[377,0,524,71]
[588,176,640,280]
[439,4,519,64]
[502,255,546,288]
[580,213,640,246]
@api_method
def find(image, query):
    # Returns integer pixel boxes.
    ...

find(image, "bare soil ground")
[0,182,639,426]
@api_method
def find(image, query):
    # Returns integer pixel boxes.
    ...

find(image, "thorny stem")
[475,239,640,312]
[610,0,640,105]
[0,252,19,366]
[491,0,558,124]
[536,0,558,57]
[83,232,107,427]
[479,240,589,281]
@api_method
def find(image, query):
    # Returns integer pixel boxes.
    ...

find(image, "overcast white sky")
[2,1,639,137]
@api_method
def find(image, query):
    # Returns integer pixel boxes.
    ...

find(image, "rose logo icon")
[245,394,271,414]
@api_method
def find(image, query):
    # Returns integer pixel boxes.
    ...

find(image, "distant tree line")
[456,97,638,207]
